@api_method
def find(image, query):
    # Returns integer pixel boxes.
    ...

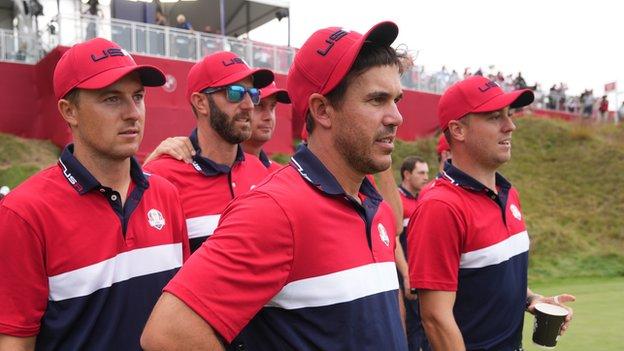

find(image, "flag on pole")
[605,82,617,92]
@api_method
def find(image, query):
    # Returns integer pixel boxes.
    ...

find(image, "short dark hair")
[400,156,426,180]
[305,42,407,135]
[63,89,81,106]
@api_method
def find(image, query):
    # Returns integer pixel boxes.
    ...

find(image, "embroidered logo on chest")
[378,223,390,247]
[147,209,166,230]
[510,204,522,221]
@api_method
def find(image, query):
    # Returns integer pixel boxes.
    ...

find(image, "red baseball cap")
[261,82,290,104]
[287,21,399,124]
[53,37,165,100]
[438,75,534,130]
[186,51,274,102]
[436,133,450,155]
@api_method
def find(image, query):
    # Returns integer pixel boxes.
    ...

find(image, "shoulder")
[144,172,181,197]
[241,152,271,171]
[143,155,187,173]
[1,166,63,209]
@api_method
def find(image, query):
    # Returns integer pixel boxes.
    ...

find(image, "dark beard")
[334,129,389,175]
[208,95,251,144]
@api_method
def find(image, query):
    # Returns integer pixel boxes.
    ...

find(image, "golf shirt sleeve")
[407,198,465,291]
[0,206,48,336]
[164,190,294,342]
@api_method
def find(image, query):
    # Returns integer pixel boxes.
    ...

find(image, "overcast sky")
[250,0,623,103]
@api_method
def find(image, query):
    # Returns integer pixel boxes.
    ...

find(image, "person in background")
[397,156,431,351]
[155,8,168,26]
[175,14,193,30]
[598,95,609,123]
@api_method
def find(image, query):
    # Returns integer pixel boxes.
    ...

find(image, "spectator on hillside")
[618,102,624,124]
[513,72,527,89]
[581,89,595,118]
[598,95,609,122]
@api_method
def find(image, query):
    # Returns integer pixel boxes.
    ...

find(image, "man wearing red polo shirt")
[143,52,273,252]
[142,21,409,351]
[0,38,189,350]
[408,76,575,351]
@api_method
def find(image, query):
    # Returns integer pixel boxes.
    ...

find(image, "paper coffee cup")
[532,303,569,349]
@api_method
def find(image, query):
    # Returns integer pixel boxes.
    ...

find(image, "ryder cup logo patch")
[510,204,522,221]
[147,209,166,230]
[378,223,390,247]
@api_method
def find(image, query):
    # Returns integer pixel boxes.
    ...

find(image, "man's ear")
[447,119,468,143]
[58,99,78,128]
[190,92,210,117]
[308,93,333,130]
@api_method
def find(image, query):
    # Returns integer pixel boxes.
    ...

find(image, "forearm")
[421,314,465,351]
[419,290,465,351]
[394,241,409,281]
[0,335,36,351]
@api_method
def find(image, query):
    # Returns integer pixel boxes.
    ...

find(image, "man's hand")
[527,293,576,335]
[403,277,417,301]
[144,137,195,165]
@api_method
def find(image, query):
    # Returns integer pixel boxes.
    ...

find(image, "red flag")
[605,82,617,92]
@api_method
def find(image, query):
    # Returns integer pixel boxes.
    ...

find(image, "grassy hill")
[0,133,60,189]
[392,116,624,282]
[2,116,624,282]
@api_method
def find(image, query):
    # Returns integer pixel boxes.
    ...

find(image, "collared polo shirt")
[398,185,418,255]
[407,161,529,351]
[398,185,418,228]
[258,149,283,173]
[143,129,269,252]
[0,145,189,351]
[165,145,408,351]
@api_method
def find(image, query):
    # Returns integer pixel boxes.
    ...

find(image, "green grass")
[391,116,624,281]
[0,133,60,188]
[522,276,624,350]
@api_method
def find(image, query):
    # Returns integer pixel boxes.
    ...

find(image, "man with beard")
[407,76,574,351]
[143,51,273,253]
[141,21,409,351]
[0,38,189,350]
[143,81,290,173]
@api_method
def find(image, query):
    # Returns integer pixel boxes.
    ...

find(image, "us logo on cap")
[378,223,390,247]
[147,209,166,230]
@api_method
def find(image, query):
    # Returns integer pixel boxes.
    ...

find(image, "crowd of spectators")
[401,64,618,123]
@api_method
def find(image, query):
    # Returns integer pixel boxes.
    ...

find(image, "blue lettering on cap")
[478,81,500,93]
[317,29,349,56]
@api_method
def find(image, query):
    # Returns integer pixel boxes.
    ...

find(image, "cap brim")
[77,65,166,90]
[211,67,274,90]
[321,21,399,94]
[263,87,291,103]
[473,89,535,113]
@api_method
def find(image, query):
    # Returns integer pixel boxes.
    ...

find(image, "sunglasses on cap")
[201,85,261,105]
